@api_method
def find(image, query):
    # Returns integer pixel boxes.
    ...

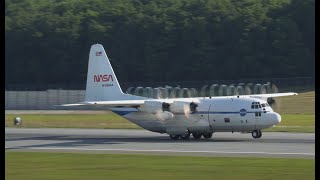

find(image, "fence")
[5,77,314,110]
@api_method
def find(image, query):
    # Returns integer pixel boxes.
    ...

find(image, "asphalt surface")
[5,128,315,159]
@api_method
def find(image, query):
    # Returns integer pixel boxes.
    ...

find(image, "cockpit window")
[251,102,262,109]
[261,104,266,107]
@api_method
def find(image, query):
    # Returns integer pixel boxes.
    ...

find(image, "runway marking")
[9,147,315,156]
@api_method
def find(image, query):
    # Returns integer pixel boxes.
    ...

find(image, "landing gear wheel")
[169,135,180,140]
[257,130,262,138]
[203,132,213,139]
[180,133,190,140]
[192,132,202,139]
[252,130,262,139]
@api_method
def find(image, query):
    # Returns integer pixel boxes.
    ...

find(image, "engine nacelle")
[170,101,198,114]
[138,101,169,113]
[156,111,174,121]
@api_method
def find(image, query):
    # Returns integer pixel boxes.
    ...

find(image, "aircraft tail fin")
[85,44,145,101]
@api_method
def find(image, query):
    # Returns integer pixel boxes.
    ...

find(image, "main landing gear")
[251,130,262,139]
[192,132,202,139]
[191,132,213,139]
[169,132,213,140]
[170,134,190,140]
[169,131,191,140]
[203,132,213,139]
[169,135,180,140]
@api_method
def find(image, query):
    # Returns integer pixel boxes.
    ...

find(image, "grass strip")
[5,152,315,180]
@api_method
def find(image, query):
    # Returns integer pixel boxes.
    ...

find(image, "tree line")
[5,0,314,87]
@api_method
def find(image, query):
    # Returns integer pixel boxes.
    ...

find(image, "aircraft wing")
[60,100,146,107]
[247,92,298,99]
[60,98,200,108]
[59,93,297,107]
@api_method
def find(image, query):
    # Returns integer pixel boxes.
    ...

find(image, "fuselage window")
[255,105,259,108]
[224,118,230,123]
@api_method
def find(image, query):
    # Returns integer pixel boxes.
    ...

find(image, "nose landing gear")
[251,130,262,138]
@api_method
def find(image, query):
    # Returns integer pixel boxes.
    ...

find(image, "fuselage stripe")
[112,110,265,116]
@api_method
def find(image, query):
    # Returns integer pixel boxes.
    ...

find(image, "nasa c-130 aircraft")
[62,44,297,140]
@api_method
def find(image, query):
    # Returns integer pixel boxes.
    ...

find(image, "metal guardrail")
[125,82,277,98]
[5,77,314,110]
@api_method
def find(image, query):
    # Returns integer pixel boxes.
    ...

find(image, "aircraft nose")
[273,112,281,124]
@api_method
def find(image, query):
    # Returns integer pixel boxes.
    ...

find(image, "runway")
[5,128,315,159]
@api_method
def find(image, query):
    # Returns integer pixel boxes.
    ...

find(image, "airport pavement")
[5,128,315,159]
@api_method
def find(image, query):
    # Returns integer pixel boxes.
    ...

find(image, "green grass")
[275,91,314,114]
[5,152,315,180]
[265,114,314,133]
[5,113,139,129]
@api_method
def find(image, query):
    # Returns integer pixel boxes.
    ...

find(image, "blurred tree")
[5,0,314,87]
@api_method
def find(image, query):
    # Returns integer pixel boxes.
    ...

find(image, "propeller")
[155,102,173,122]
[162,102,170,111]
[175,101,198,119]
[190,102,198,113]
[156,111,174,121]
[267,97,281,111]
[145,100,199,122]
[267,84,281,111]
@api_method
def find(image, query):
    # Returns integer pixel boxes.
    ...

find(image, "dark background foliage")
[5,0,314,86]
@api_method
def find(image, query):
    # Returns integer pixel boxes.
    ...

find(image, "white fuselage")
[110,96,281,135]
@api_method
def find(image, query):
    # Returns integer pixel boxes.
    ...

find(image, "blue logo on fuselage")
[240,109,247,116]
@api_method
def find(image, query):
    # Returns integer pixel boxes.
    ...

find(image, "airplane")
[62,44,298,140]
